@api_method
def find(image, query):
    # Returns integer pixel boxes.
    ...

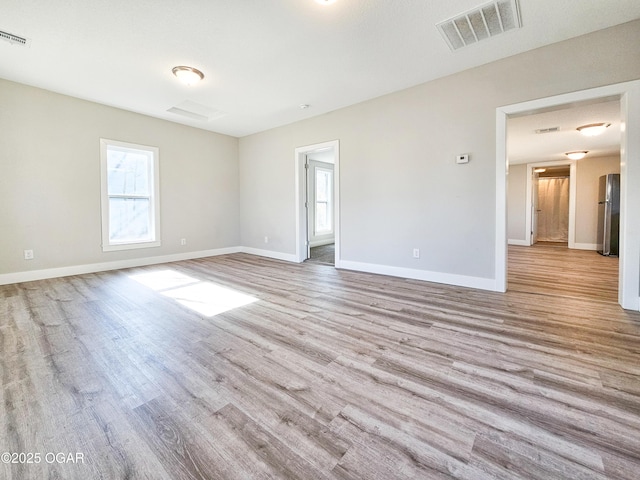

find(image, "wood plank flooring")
[508,243,619,303]
[307,244,336,266]
[1,246,639,479]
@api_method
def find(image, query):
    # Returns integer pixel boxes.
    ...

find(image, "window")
[100,139,160,251]
[315,167,333,234]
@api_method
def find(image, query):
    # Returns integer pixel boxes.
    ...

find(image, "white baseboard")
[573,243,598,251]
[508,239,529,246]
[239,247,299,263]
[0,247,241,286]
[336,260,498,292]
[1,247,497,293]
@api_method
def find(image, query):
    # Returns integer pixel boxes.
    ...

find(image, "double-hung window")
[100,139,160,251]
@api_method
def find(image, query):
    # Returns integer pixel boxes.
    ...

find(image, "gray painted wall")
[0,80,239,275]
[1,21,639,284]
[239,20,640,280]
[508,164,528,242]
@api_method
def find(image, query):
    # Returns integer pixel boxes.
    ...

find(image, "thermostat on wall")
[456,154,469,164]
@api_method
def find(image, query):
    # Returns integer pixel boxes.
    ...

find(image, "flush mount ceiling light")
[576,123,611,136]
[172,66,204,86]
[315,0,337,4]
[565,151,588,160]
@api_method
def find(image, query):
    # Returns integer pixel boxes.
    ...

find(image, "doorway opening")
[295,140,340,266]
[307,156,335,265]
[496,80,640,310]
[525,161,576,248]
[534,166,571,245]
[507,100,619,301]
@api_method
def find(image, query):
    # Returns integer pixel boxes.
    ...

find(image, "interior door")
[304,156,311,259]
[531,170,539,245]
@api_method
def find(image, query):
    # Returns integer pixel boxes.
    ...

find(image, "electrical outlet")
[412,248,420,259]
[180,238,187,246]
[456,154,469,164]
[24,249,34,260]
[264,236,269,244]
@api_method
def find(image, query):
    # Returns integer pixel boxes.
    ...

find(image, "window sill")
[102,240,161,252]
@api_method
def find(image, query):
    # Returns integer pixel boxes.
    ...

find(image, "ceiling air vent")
[437,0,521,51]
[535,126,560,134]
[167,100,227,122]
[0,30,30,47]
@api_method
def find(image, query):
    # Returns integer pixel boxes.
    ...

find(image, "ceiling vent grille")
[0,30,30,47]
[535,126,560,134]
[437,0,521,51]
[167,100,227,122]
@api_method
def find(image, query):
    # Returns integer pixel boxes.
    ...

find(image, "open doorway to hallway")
[295,140,340,266]
[305,152,335,266]
[506,98,621,301]
[496,80,640,310]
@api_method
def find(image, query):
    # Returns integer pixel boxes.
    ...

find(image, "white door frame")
[496,80,640,310]
[525,160,576,247]
[295,140,340,264]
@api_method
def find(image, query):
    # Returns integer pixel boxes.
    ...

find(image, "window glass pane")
[316,170,330,202]
[316,202,330,233]
[107,149,150,196]
[101,139,159,251]
[109,198,152,242]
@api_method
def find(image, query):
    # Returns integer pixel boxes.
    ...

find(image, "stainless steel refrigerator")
[597,173,620,256]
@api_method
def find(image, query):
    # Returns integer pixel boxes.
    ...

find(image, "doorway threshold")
[535,241,568,248]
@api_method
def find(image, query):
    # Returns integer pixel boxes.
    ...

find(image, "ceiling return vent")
[436,0,521,51]
[167,100,227,122]
[535,126,560,134]
[0,30,30,47]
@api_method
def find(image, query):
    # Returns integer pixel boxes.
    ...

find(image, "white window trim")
[100,138,161,252]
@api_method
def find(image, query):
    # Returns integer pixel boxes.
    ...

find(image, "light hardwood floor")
[1,246,639,479]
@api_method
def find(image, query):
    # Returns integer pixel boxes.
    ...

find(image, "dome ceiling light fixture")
[315,0,337,4]
[565,151,588,160]
[172,66,205,86]
[577,122,611,136]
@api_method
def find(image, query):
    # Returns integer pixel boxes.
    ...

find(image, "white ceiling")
[507,99,621,164]
[1,0,639,137]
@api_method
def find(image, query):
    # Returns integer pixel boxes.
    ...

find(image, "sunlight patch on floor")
[130,269,258,317]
